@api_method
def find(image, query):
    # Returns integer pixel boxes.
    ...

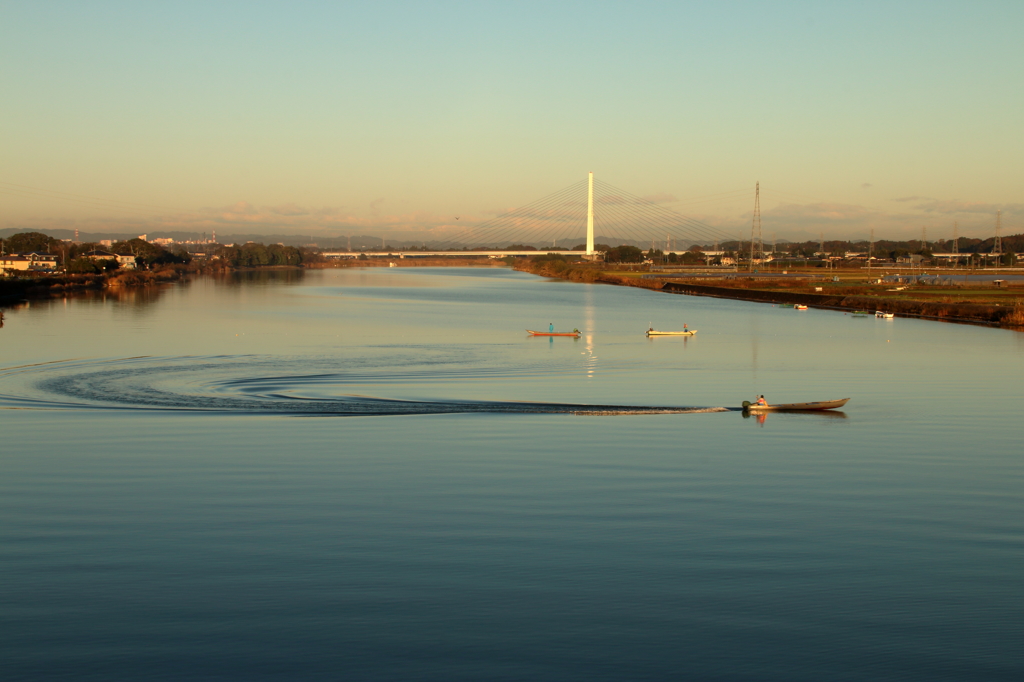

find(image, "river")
[2,267,1022,680]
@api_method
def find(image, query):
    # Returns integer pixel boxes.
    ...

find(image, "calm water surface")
[2,267,1022,681]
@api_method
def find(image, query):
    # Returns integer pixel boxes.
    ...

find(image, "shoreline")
[658,280,1018,327]
[0,258,506,307]
[513,260,1024,329]
[0,266,196,304]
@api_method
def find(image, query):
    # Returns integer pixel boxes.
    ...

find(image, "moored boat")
[795,305,808,310]
[742,398,849,412]
[875,311,894,319]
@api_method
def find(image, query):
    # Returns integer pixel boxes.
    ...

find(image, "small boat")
[778,303,795,308]
[646,329,697,337]
[527,329,580,337]
[795,305,808,310]
[875,311,894,319]
[742,398,849,412]
[851,310,870,317]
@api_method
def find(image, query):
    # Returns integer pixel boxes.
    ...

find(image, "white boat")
[875,311,894,319]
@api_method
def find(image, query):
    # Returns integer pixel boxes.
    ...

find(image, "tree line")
[720,234,1024,258]
[213,243,305,267]
[1,232,190,273]
[0,232,316,272]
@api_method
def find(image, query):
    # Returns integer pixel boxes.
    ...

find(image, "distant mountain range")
[0,228,667,251]
[3,227,1020,254]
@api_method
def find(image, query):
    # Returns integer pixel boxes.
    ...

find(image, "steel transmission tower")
[749,182,763,271]
[993,211,1002,256]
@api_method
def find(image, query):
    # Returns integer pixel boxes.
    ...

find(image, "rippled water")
[2,267,1023,681]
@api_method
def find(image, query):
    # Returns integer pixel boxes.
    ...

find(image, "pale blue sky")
[2,1,1022,241]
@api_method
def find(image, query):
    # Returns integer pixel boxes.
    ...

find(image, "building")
[82,250,137,269]
[0,252,58,275]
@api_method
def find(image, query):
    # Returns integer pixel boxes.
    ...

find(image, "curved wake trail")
[0,356,731,417]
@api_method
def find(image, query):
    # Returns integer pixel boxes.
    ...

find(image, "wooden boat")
[794,305,808,310]
[742,398,849,412]
[527,330,580,337]
[875,311,894,319]
[646,329,696,337]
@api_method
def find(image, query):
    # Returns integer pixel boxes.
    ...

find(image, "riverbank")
[0,266,195,303]
[513,259,1024,329]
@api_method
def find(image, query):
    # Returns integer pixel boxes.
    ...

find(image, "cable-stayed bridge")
[435,173,739,255]
[321,174,741,258]
[319,174,737,259]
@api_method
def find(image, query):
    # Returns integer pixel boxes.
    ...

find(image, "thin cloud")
[7,193,1018,244]
[860,183,872,189]
[913,199,1024,216]
[763,202,880,225]
[640,192,679,203]
[267,203,309,217]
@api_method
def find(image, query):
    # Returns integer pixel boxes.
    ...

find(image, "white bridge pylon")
[587,171,594,256]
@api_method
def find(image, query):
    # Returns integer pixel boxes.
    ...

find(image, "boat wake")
[0,356,730,417]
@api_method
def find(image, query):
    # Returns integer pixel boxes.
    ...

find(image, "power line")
[993,211,1002,255]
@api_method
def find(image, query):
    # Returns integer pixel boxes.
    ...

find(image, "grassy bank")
[514,258,1024,329]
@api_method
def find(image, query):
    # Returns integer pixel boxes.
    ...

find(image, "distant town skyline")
[2,1,1021,243]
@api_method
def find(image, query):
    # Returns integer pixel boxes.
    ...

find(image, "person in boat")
[755,395,768,406]
[683,323,688,331]
[573,328,579,334]
[549,323,554,333]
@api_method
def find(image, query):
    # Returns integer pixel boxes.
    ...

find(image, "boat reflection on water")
[743,410,848,426]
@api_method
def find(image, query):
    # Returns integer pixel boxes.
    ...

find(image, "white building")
[82,250,137,269]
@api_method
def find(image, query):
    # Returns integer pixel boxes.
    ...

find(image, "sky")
[2,0,1022,243]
